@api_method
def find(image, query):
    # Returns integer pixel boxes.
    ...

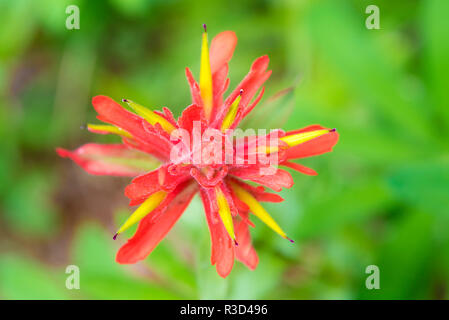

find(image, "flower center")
[189,165,228,188]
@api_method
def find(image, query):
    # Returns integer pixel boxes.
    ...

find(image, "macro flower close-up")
[57,26,339,277]
[2,0,448,305]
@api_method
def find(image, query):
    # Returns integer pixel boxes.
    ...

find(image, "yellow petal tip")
[230,181,288,239]
[200,28,213,120]
[215,187,236,241]
[122,99,175,134]
[116,190,167,235]
[221,91,243,132]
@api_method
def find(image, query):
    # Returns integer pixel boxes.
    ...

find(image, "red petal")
[285,124,325,135]
[227,183,250,214]
[154,107,177,127]
[125,165,190,203]
[116,182,197,264]
[233,129,287,165]
[216,56,271,128]
[227,177,284,203]
[232,56,271,109]
[177,104,207,134]
[211,64,229,119]
[282,161,318,176]
[210,31,237,75]
[185,68,203,107]
[141,121,176,155]
[285,127,339,159]
[92,95,149,142]
[225,87,266,131]
[241,86,266,120]
[219,182,239,217]
[122,138,169,162]
[229,166,294,192]
[200,188,235,278]
[56,144,157,176]
[92,95,174,160]
[234,217,259,270]
[209,31,237,118]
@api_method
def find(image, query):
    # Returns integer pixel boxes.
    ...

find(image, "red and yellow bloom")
[57,27,339,278]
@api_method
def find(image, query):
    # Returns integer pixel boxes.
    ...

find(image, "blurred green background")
[1,0,448,299]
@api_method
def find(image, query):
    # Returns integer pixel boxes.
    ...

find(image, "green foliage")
[0,254,69,300]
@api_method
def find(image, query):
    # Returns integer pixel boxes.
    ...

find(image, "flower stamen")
[87,124,132,139]
[265,128,336,154]
[122,99,176,134]
[230,182,291,241]
[221,89,243,132]
[215,186,237,244]
[200,23,213,121]
[281,128,335,147]
[114,190,167,239]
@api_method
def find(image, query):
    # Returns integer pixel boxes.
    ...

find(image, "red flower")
[57,26,339,278]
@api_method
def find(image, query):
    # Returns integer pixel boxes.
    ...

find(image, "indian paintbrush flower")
[57,26,339,278]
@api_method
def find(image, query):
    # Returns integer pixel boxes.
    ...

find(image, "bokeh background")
[1,0,448,299]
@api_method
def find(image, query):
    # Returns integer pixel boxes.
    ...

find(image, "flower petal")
[210,31,237,74]
[282,161,318,176]
[116,182,197,264]
[155,107,177,127]
[240,86,265,121]
[230,181,289,240]
[92,95,149,142]
[122,99,176,134]
[177,103,207,134]
[212,64,229,120]
[125,164,191,204]
[285,124,326,135]
[215,185,237,241]
[116,190,167,236]
[229,166,294,192]
[227,177,284,203]
[213,56,271,128]
[92,95,174,160]
[210,31,236,117]
[200,188,235,278]
[227,56,271,113]
[284,126,339,159]
[200,28,213,120]
[234,215,259,270]
[56,144,159,176]
[122,138,170,162]
[185,68,203,107]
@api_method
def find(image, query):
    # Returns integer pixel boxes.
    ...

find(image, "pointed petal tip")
[202,23,207,32]
[234,239,239,246]
[91,95,107,105]
[55,147,70,158]
[330,128,337,132]
[286,236,295,243]
[113,233,118,240]
[218,271,231,279]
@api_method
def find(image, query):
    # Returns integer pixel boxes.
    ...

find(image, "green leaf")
[228,251,286,300]
[360,211,434,299]
[3,170,60,237]
[71,223,183,299]
[195,227,229,299]
[0,254,69,299]
[296,178,392,239]
[304,0,433,143]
